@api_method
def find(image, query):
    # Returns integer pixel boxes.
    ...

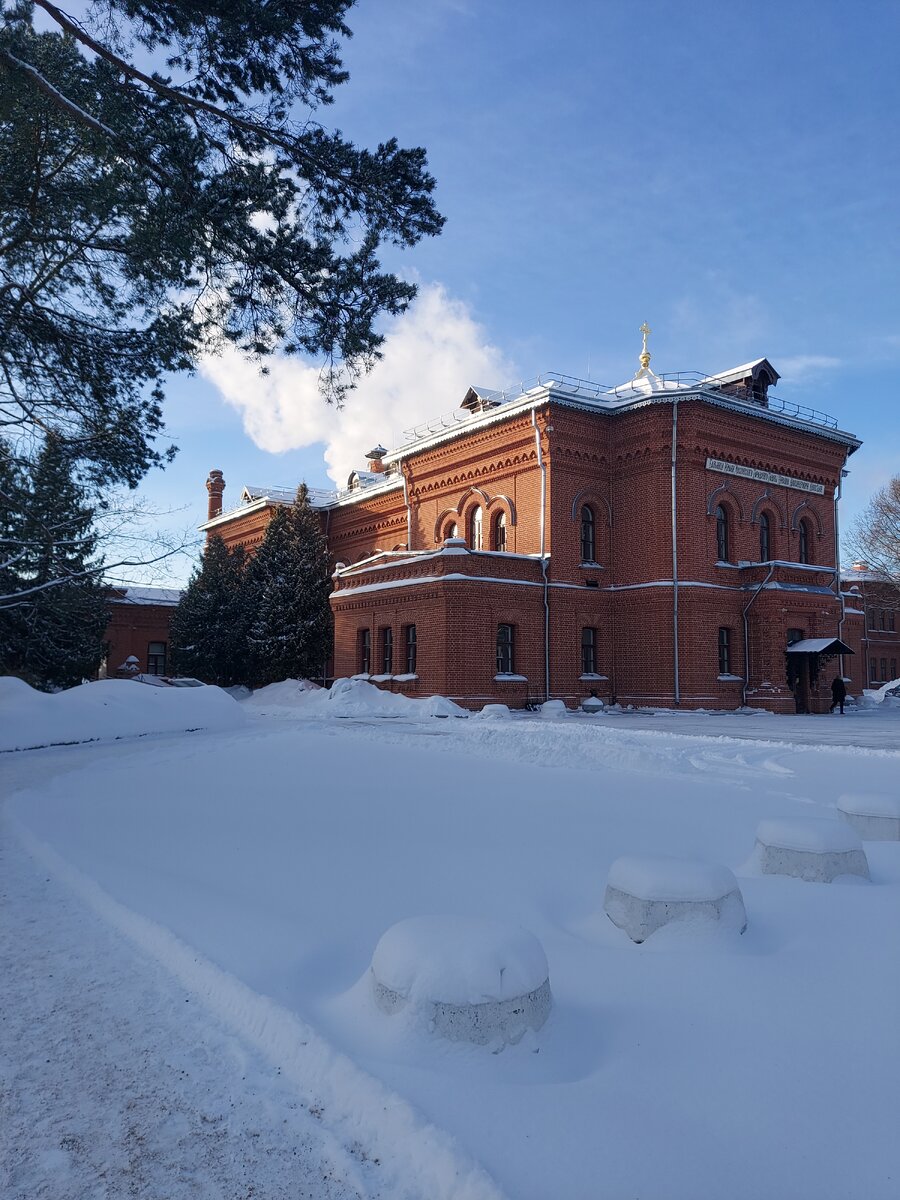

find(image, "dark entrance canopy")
[785,638,854,655]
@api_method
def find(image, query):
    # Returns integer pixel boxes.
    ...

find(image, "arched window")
[469,506,483,550]
[580,505,596,563]
[444,521,458,541]
[798,518,810,564]
[715,505,730,562]
[759,512,771,563]
[493,510,507,552]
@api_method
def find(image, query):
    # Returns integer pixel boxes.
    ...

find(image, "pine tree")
[245,485,332,686]
[1,1,443,494]
[170,536,249,686]
[0,432,108,689]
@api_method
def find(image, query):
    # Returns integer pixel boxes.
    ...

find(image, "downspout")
[742,563,776,706]
[835,457,848,678]
[670,400,680,705]
[532,408,550,701]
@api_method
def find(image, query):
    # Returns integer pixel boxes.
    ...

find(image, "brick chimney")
[366,445,387,474]
[206,469,225,520]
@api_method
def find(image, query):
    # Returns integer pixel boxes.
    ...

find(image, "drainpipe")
[401,460,412,550]
[835,457,848,678]
[532,408,550,701]
[670,400,680,705]
[742,563,776,706]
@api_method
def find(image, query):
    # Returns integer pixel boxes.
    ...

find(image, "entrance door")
[786,652,810,713]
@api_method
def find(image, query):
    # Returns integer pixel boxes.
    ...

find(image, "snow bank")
[246,678,468,720]
[0,677,245,752]
[837,793,900,840]
[539,700,568,718]
[370,916,551,1046]
[604,856,747,943]
[755,818,870,882]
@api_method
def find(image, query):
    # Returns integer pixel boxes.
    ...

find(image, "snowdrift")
[0,677,245,752]
[246,677,469,720]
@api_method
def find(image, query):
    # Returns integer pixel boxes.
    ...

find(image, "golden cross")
[638,321,652,373]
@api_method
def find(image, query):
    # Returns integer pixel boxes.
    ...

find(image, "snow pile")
[539,699,568,719]
[474,704,511,720]
[604,855,747,943]
[837,792,900,840]
[246,678,468,720]
[0,677,245,752]
[370,916,551,1045]
[860,678,900,707]
[754,817,870,882]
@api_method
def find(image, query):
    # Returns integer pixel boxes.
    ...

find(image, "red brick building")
[100,586,182,678]
[200,351,900,712]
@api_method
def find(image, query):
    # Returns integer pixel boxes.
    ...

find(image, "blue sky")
[131,0,900,583]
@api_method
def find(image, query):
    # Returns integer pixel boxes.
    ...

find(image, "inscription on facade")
[706,457,825,495]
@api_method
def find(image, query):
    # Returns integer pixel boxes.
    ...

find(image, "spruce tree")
[0,432,108,689]
[245,485,332,686]
[170,536,249,686]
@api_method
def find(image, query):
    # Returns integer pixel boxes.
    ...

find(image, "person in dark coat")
[830,675,847,714]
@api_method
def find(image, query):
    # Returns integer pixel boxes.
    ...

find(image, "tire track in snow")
[4,816,508,1200]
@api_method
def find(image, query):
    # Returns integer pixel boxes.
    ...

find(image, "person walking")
[830,675,847,715]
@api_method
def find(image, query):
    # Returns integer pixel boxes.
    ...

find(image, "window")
[880,609,887,631]
[404,624,417,674]
[147,641,167,675]
[891,659,897,680]
[869,656,877,684]
[759,512,771,563]
[715,505,729,562]
[581,627,597,675]
[580,505,596,563]
[493,510,507,552]
[881,657,888,681]
[380,627,393,675]
[867,607,877,630]
[470,506,483,550]
[496,624,515,675]
[718,627,732,675]
[357,628,371,674]
[798,518,810,564]
[890,610,896,632]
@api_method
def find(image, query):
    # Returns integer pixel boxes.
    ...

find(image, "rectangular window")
[870,656,877,684]
[147,642,167,676]
[496,623,515,675]
[380,627,393,675]
[357,628,371,674]
[867,608,876,630]
[581,627,597,675]
[891,659,897,680]
[890,611,896,632]
[881,609,887,630]
[404,624,417,674]
[718,627,732,676]
[881,657,888,681]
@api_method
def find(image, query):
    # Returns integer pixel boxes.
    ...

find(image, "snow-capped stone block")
[581,696,604,713]
[837,793,900,841]
[476,703,511,720]
[604,856,747,943]
[755,818,870,882]
[370,916,552,1045]
[539,700,568,718]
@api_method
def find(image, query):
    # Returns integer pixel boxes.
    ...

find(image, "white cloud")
[775,355,843,384]
[200,282,516,487]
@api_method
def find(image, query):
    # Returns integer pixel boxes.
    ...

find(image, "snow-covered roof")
[110,586,182,607]
[785,637,853,654]
[241,484,338,508]
[386,361,858,465]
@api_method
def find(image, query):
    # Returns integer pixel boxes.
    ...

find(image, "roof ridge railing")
[397,370,841,445]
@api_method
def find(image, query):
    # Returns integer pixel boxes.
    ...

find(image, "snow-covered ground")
[3,685,900,1199]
